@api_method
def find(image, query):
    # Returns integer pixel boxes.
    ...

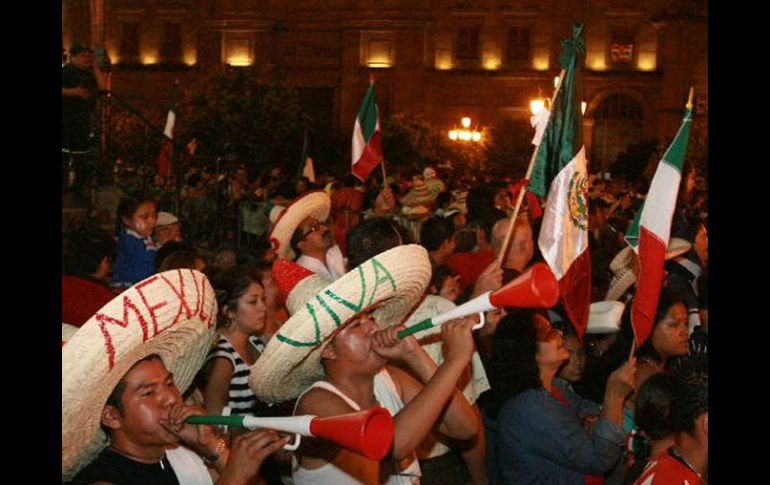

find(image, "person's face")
[106,358,182,447]
[155,223,182,245]
[72,51,93,69]
[215,250,236,270]
[226,282,268,335]
[124,202,158,238]
[439,274,462,302]
[327,313,384,369]
[651,302,690,359]
[558,335,587,383]
[298,217,332,252]
[534,315,570,367]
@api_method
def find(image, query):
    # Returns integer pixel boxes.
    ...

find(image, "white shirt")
[296,244,347,281]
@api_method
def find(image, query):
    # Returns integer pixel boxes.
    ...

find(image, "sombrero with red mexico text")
[250,245,431,404]
[62,269,218,480]
[269,191,331,260]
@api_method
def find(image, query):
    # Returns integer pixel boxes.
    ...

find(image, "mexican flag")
[529,24,591,336]
[351,82,384,181]
[157,81,179,179]
[625,89,694,345]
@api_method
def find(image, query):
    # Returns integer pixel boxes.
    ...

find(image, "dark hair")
[454,224,479,253]
[70,43,92,56]
[212,265,263,328]
[420,216,455,252]
[115,195,156,234]
[636,373,678,440]
[102,354,163,435]
[430,265,457,293]
[672,354,708,435]
[155,241,193,271]
[289,225,305,258]
[483,310,545,418]
[636,288,687,362]
[159,250,199,272]
[64,225,115,276]
[346,217,412,270]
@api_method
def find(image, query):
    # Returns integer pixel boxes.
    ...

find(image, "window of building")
[456,26,480,61]
[160,21,183,64]
[507,26,531,62]
[119,22,140,63]
[610,28,635,66]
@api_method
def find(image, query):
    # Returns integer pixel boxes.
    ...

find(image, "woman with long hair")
[485,310,636,484]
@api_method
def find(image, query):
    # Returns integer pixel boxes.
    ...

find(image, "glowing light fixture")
[581,101,587,115]
[448,117,482,143]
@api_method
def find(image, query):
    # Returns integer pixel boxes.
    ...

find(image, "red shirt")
[445,250,495,291]
[633,448,703,485]
[62,275,117,326]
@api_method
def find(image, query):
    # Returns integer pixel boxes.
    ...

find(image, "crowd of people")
[62,155,707,484]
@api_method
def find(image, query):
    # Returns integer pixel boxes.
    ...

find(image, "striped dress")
[205,335,267,416]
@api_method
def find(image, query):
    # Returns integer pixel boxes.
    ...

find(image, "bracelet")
[202,438,226,466]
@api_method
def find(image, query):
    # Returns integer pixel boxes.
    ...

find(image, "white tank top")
[291,368,421,484]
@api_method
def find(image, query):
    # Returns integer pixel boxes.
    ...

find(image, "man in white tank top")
[293,313,478,484]
[249,245,479,485]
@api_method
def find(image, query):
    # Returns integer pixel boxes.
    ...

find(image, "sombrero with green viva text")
[249,245,432,404]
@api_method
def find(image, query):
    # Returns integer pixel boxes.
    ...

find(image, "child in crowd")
[112,195,159,287]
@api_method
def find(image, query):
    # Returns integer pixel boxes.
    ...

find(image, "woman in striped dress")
[202,265,271,418]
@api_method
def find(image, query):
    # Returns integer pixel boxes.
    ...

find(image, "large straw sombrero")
[62,269,218,480]
[250,245,432,404]
[605,238,691,301]
[269,191,331,260]
[586,301,625,334]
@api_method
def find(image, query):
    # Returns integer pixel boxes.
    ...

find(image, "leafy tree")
[179,69,311,170]
[484,116,535,179]
[381,113,452,174]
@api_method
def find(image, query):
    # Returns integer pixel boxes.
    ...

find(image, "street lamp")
[448,117,482,143]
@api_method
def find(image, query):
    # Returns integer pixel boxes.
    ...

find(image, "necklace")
[670,446,701,478]
[109,445,166,470]
[640,356,664,373]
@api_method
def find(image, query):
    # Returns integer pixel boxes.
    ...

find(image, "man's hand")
[478,308,506,337]
[374,187,396,214]
[441,317,476,368]
[217,430,289,485]
[160,402,219,456]
[372,325,418,361]
[606,358,637,400]
[472,261,502,298]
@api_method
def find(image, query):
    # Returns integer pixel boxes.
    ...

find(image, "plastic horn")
[398,262,560,339]
[187,406,394,460]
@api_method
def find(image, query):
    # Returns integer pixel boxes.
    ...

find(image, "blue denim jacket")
[495,380,625,484]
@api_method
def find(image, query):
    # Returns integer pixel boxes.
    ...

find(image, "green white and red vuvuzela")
[156,81,179,179]
[351,83,384,181]
[625,90,693,346]
[528,24,591,336]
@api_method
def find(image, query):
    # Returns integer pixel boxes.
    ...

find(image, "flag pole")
[628,338,637,362]
[494,68,567,270]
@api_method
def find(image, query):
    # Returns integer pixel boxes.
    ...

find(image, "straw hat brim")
[62,269,217,480]
[586,301,625,334]
[250,245,432,404]
[269,191,330,260]
[62,323,79,345]
[606,238,693,300]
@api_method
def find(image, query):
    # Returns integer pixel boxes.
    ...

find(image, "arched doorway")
[591,94,645,174]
